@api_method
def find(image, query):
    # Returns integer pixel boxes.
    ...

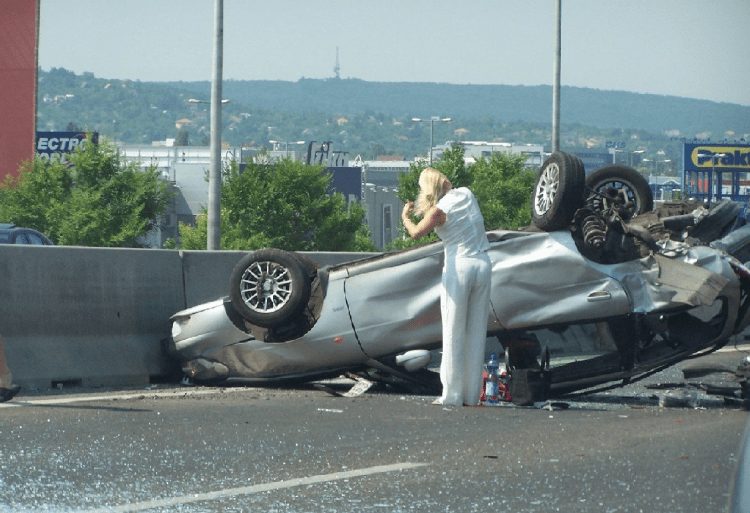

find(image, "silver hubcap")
[239,260,293,313]
[534,163,560,215]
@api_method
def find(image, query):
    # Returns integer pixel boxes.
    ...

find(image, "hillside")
[168,78,749,137]
[37,68,749,163]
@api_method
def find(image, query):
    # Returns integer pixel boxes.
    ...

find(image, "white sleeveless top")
[434,187,489,259]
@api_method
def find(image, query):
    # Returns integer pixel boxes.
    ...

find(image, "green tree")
[178,159,375,251]
[391,144,474,249]
[0,140,172,247]
[389,146,535,249]
[397,144,473,205]
[471,152,536,230]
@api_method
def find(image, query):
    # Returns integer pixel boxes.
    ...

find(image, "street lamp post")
[207,0,224,250]
[642,158,656,192]
[630,149,645,167]
[412,116,452,165]
[609,148,623,164]
[552,0,561,153]
[698,152,728,203]
[188,98,230,105]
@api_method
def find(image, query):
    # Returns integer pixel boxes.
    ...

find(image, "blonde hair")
[415,167,450,216]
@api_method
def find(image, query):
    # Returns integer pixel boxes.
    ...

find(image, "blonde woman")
[401,168,491,406]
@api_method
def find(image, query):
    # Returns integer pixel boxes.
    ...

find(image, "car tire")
[229,249,312,328]
[291,253,319,281]
[691,199,741,244]
[585,165,654,218]
[531,152,586,231]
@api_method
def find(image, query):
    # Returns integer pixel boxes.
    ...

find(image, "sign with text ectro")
[35,132,99,163]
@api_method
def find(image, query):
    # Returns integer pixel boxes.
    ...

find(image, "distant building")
[118,141,364,248]
[572,150,614,174]
[268,140,306,162]
[431,141,544,168]
[355,159,412,249]
[0,0,38,180]
[118,142,247,246]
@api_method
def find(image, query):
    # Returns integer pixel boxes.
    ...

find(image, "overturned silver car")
[168,152,750,397]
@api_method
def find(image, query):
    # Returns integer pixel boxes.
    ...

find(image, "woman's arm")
[401,202,446,239]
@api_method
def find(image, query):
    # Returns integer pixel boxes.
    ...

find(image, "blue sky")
[38,0,750,106]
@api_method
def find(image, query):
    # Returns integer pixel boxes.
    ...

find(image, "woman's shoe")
[0,385,20,402]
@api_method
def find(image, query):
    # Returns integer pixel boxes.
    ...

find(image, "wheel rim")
[589,179,640,213]
[534,162,560,215]
[239,260,293,313]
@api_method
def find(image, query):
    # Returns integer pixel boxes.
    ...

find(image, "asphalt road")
[0,348,748,513]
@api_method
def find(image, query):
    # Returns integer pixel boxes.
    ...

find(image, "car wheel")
[290,251,320,279]
[531,152,586,231]
[229,249,312,328]
[585,165,653,218]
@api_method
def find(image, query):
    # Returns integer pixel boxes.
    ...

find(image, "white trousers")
[439,253,491,406]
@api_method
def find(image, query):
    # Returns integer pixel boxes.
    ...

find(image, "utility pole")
[552,0,561,153]
[207,0,224,250]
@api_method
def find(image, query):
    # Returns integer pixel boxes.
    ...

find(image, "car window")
[15,232,31,244]
[0,231,9,243]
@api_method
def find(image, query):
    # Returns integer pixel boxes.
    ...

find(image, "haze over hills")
[37,68,749,162]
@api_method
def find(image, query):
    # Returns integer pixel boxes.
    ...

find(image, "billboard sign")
[683,143,750,201]
[684,143,750,172]
[35,132,99,163]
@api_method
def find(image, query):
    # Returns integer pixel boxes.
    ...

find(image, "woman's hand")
[401,201,414,222]
[402,204,445,239]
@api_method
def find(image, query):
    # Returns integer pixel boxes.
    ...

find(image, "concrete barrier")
[0,245,373,389]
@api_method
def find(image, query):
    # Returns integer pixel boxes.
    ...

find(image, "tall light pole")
[207,0,224,250]
[698,152,728,203]
[629,149,645,167]
[412,116,452,165]
[188,98,230,105]
[552,0,561,153]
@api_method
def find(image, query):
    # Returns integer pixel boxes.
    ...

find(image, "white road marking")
[73,462,429,513]
[0,387,250,408]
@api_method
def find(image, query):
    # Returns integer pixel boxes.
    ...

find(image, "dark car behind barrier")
[0,223,53,245]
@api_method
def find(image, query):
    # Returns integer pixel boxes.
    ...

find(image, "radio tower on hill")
[333,47,340,79]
